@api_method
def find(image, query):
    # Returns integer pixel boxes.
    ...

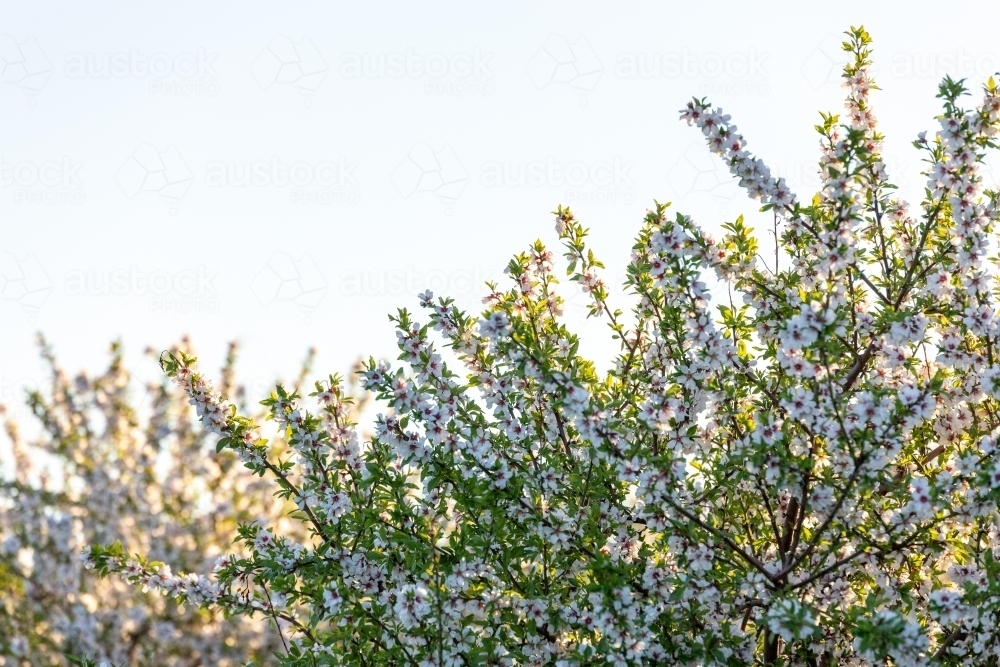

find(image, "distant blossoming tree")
[0,337,366,666]
[89,28,1000,666]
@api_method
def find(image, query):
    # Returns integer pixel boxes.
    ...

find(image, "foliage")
[88,28,1000,666]
[0,337,367,666]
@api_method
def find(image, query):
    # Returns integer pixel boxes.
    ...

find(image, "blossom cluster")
[0,338,322,666]
[85,27,1000,666]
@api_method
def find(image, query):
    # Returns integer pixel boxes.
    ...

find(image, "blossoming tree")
[0,337,362,666]
[89,28,1000,666]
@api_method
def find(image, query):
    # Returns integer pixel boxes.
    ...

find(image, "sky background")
[3,0,1000,428]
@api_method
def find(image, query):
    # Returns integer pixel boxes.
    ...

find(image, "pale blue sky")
[2,0,999,423]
